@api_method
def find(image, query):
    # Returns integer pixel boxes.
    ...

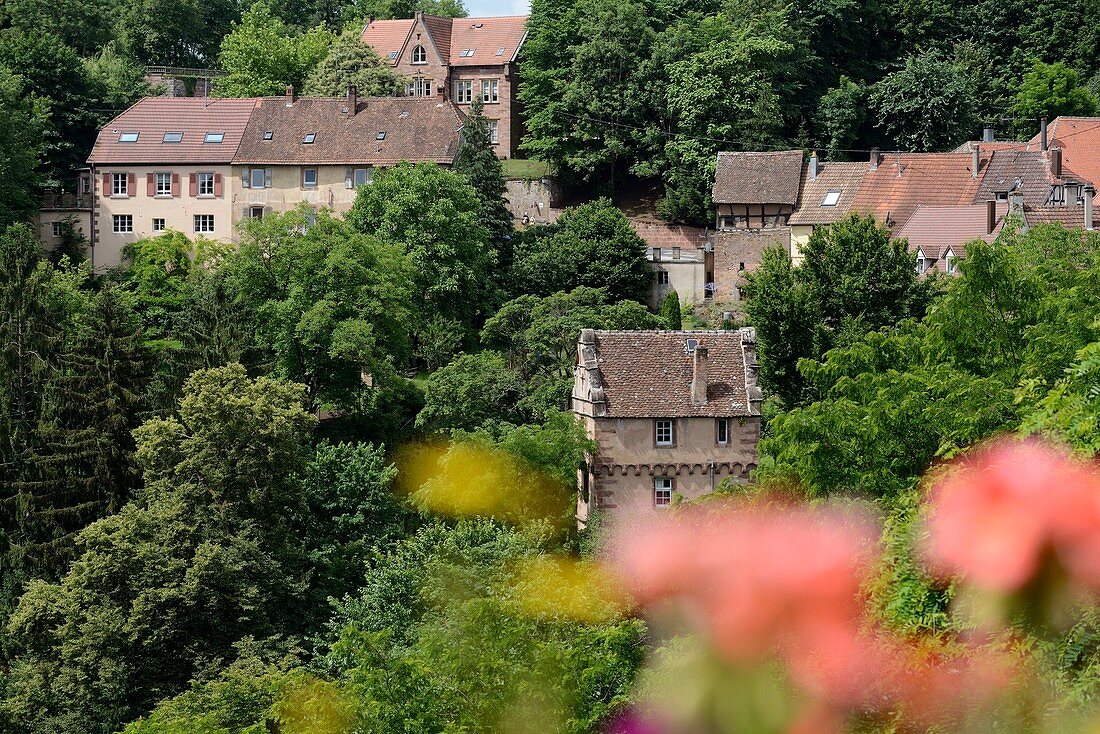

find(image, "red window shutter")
[146,173,155,197]
[214,172,223,197]
[188,173,197,197]
[102,172,110,192]
[127,173,135,194]
[171,173,180,196]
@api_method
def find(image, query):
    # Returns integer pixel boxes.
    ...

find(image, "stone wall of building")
[505,177,560,223]
[712,228,791,301]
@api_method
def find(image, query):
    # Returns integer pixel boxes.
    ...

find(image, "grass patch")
[503,158,551,179]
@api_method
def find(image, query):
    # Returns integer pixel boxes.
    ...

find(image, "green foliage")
[746,214,934,407]
[1014,60,1098,123]
[117,0,240,65]
[348,0,465,22]
[302,32,403,97]
[510,200,650,303]
[0,67,44,228]
[229,206,415,418]
[659,289,682,329]
[347,161,495,326]
[814,75,871,155]
[453,97,515,267]
[415,314,464,371]
[83,42,155,110]
[217,2,334,97]
[416,351,530,432]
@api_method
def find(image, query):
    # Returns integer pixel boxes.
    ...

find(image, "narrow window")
[945,250,958,275]
[197,172,215,196]
[111,172,128,196]
[155,172,172,196]
[656,271,669,285]
[302,168,317,189]
[488,119,499,144]
[716,418,730,445]
[655,420,673,447]
[654,477,673,508]
[152,218,166,232]
[250,168,265,189]
[112,214,132,233]
[652,247,661,261]
[51,222,64,237]
[480,79,499,103]
[495,47,505,56]
[354,168,371,186]
[193,214,215,233]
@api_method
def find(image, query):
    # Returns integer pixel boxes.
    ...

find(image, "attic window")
[204,132,224,143]
[412,44,426,64]
[995,191,1008,202]
[303,132,316,144]
[495,47,505,56]
[459,48,475,57]
[685,338,699,354]
[821,190,842,207]
[162,131,183,143]
[263,130,273,140]
[472,22,483,28]
[388,51,398,60]
[118,132,139,142]
[376,131,387,140]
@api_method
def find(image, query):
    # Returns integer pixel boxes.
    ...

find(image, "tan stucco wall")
[93,164,234,271]
[38,210,92,256]
[790,224,813,265]
[649,260,706,308]
[230,164,366,220]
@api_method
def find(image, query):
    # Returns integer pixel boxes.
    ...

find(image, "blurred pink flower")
[924,439,1100,594]
[606,710,664,734]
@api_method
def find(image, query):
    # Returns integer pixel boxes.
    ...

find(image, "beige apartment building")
[79,91,464,270]
[360,12,527,157]
[572,329,762,524]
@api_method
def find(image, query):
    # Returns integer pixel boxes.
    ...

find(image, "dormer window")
[302,133,316,144]
[916,249,928,274]
[944,248,958,275]
[263,130,273,140]
[118,132,139,142]
[820,190,841,207]
[204,132,224,143]
[162,131,183,143]
[412,44,426,64]
[995,191,1008,202]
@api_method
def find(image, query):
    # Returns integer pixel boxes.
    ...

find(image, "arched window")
[412,44,426,64]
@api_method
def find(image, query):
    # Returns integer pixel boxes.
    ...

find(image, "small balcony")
[40,192,91,210]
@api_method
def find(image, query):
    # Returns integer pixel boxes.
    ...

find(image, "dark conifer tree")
[453,97,515,272]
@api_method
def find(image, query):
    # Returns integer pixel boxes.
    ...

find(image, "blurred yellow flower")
[514,555,625,623]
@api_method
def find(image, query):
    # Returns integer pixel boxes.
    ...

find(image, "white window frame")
[197,172,215,197]
[916,249,928,275]
[487,119,499,144]
[454,80,473,104]
[654,477,673,508]
[716,418,730,445]
[118,132,139,143]
[480,78,499,103]
[302,168,317,189]
[193,214,215,233]
[354,168,371,186]
[111,172,128,197]
[249,168,267,189]
[655,419,673,447]
[155,172,172,197]
[406,78,432,97]
[945,249,958,274]
[412,44,426,64]
[821,190,841,207]
[656,270,669,285]
[204,132,224,144]
[112,214,132,233]
[152,218,166,232]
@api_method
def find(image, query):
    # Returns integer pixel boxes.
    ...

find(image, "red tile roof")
[896,203,1006,260]
[789,160,868,225]
[360,18,415,62]
[360,14,527,67]
[631,222,708,250]
[1024,204,1098,230]
[233,96,463,165]
[849,153,984,229]
[712,151,803,205]
[1028,117,1100,190]
[951,140,1028,153]
[448,16,528,66]
[88,97,257,165]
[585,330,758,418]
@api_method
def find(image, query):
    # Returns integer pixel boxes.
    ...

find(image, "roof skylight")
[495,47,505,56]
[118,132,139,142]
[821,190,842,207]
[303,133,316,144]
[204,132,224,143]
[376,131,387,140]
[459,48,475,57]
[162,131,183,143]
[263,130,273,140]
[388,51,398,60]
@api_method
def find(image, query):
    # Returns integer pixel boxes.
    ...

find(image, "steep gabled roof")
[88,97,257,165]
[849,153,984,229]
[712,151,803,205]
[974,149,1084,207]
[897,203,1006,260]
[232,96,464,165]
[360,18,416,64]
[789,160,868,225]
[1024,204,1098,230]
[448,16,528,65]
[579,330,758,418]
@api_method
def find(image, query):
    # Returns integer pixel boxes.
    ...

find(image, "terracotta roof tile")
[232,96,463,165]
[360,18,414,63]
[88,97,256,165]
[631,222,708,250]
[951,140,1028,153]
[712,150,803,205]
[448,16,528,66]
[974,149,1084,207]
[897,203,1006,260]
[1028,117,1100,189]
[1024,204,1098,230]
[588,330,756,418]
[789,160,867,225]
[849,153,984,229]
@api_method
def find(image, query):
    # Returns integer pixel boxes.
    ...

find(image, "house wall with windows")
[91,164,234,270]
[230,164,375,219]
[647,257,706,309]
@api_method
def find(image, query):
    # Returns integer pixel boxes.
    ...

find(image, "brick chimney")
[971,143,980,179]
[347,84,358,115]
[1050,147,1062,179]
[1086,186,1095,231]
[285,84,295,107]
[1040,116,1049,152]
[691,346,708,405]
[809,151,819,180]
[986,199,996,235]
